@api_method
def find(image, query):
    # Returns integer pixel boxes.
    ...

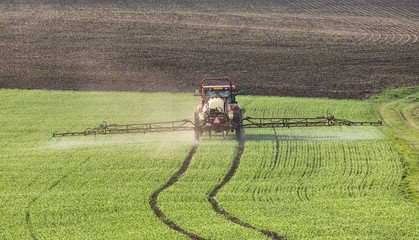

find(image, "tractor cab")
[195,77,243,108]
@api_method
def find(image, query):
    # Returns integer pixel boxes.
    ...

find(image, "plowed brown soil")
[1,1,417,99]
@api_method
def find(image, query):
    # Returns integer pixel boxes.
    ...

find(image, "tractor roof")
[202,85,235,90]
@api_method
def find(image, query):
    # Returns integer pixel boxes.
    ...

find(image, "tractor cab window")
[204,89,230,98]
[204,88,234,103]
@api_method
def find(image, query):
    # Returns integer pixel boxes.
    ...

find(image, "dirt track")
[208,141,285,240]
[149,141,284,239]
[149,143,204,240]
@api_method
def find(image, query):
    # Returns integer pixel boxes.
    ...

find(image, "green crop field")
[1,88,418,239]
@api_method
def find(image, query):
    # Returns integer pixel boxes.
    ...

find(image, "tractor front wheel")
[194,112,202,142]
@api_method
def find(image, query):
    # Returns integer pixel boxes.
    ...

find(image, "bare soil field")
[0,0,418,99]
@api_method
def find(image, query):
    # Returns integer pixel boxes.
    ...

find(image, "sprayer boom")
[240,116,382,128]
[52,115,381,138]
[52,120,194,137]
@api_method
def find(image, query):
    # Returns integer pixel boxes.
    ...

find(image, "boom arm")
[52,120,194,137]
[239,116,382,128]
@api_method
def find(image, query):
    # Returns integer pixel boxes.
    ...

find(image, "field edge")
[373,86,419,203]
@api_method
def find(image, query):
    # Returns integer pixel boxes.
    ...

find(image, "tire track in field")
[25,156,91,240]
[208,142,285,240]
[149,143,205,240]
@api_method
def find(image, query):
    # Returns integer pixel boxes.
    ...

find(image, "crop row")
[208,95,419,239]
[239,96,376,122]
[26,142,199,239]
[216,128,418,239]
[226,136,401,201]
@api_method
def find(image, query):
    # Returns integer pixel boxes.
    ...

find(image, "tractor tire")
[236,126,244,142]
[235,110,245,142]
[194,112,202,142]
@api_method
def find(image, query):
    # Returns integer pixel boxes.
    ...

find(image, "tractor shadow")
[245,133,340,142]
[199,133,340,142]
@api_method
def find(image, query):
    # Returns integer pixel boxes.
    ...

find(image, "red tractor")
[52,77,382,140]
[193,78,245,142]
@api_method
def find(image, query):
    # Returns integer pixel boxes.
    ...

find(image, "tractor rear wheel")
[194,112,202,142]
[235,110,245,142]
[236,127,244,142]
